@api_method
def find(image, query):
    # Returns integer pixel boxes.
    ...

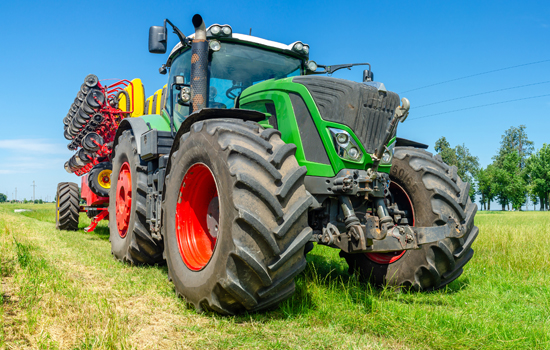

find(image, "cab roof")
[166,25,308,67]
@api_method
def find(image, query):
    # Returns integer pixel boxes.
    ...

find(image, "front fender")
[164,108,267,177]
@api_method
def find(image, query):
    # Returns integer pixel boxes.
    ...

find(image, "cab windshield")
[167,42,302,129]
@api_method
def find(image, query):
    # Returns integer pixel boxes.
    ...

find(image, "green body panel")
[139,113,172,132]
[239,78,392,178]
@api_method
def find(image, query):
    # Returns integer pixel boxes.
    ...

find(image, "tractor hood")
[292,76,400,154]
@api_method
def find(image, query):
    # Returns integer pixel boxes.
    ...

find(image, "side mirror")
[149,26,167,54]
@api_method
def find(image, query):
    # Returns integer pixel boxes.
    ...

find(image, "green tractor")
[105,14,477,314]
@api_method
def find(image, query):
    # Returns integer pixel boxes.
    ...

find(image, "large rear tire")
[108,130,163,264]
[56,182,80,231]
[163,119,312,314]
[341,147,479,290]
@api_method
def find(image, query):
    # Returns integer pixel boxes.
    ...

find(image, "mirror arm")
[307,63,372,76]
[306,64,328,75]
[165,19,188,46]
[326,63,371,74]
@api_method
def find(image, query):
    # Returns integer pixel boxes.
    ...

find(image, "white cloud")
[0,156,68,175]
[0,139,67,154]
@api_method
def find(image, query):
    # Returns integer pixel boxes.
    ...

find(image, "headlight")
[294,43,303,51]
[306,60,317,72]
[336,133,348,144]
[303,45,309,55]
[329,128,363,162]
[211,25,221,35]
[380,140,396,165]
[180,87,191,103]
[209,25,232,37]
[209,39,221,51]
[348,147,360,160]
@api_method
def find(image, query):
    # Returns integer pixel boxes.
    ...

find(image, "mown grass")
[0,203,549,349]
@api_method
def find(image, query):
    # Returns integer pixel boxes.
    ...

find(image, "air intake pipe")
[190,14,208,112]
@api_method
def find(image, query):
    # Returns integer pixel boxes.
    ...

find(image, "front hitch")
[319,216,464,254]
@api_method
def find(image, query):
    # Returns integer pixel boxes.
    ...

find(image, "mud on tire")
[163,119,312,315]
[342,146,479,290]
[56,182,80,231]
[109,129,163,264]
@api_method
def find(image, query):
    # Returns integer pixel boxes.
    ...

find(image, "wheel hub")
[98,169,112,189]
[206,197,220,238]
[175,163,219,271]
[115,162,132,238]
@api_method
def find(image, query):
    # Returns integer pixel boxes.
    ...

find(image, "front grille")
[293,76,400,154]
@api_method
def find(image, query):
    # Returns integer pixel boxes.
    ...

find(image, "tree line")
[434,125,549,211]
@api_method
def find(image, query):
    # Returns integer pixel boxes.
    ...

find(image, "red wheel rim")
[365,181,414,264]
[115,162,132,238]
[175,163,219,271]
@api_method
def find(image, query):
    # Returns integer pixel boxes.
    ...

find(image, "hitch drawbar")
[320,217,465,254]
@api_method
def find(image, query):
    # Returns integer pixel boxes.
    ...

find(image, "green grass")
[0,203,549,349]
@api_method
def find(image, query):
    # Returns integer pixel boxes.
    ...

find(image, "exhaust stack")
[190,14,208,112]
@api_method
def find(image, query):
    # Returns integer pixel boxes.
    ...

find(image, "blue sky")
[0,0,548,206]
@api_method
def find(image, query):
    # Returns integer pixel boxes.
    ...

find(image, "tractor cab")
[150,17,311,130]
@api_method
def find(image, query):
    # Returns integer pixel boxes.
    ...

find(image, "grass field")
[0,203,548,349]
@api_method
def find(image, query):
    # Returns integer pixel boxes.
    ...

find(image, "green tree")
[434,137,480,201]
[492,125,534,210]
[476,164,497,210]
[526,144,550,210]
[0,193,6,203]
[494,125,534,169]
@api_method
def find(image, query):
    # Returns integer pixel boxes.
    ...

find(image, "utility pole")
[31,181,36,201]
[15,187,17,201]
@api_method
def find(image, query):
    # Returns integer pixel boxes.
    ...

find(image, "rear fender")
[112,114,172,157]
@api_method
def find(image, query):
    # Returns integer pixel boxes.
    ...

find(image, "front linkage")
[311,98,465,254]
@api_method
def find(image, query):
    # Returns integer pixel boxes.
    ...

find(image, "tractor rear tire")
[56,182,80,231]
[163,119,312,314]
[108,129,163,264]
[341,147,479,290]
[88,162,112,198]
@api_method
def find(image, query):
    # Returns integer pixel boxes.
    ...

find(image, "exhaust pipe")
[190,14,208,112]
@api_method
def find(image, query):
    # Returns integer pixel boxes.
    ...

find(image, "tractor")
[56,14,479,315]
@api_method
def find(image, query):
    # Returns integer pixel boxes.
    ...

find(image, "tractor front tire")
[88,162,112,198]
[56,182,80,231]
[342,147,479,290]
[109,129,163,264]
[163,119,312,314]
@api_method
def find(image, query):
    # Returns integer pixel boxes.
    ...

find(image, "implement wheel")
[341,147,479,290]
[55,182,80,231]
[108,130,163,264]
[88,162,112,198]
[163,119,312,314]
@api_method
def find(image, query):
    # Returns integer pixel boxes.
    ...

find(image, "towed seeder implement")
[58,75,143,231]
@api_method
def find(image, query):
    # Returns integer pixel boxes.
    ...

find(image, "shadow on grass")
[18,205,470,319]
[82,226,110,241]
